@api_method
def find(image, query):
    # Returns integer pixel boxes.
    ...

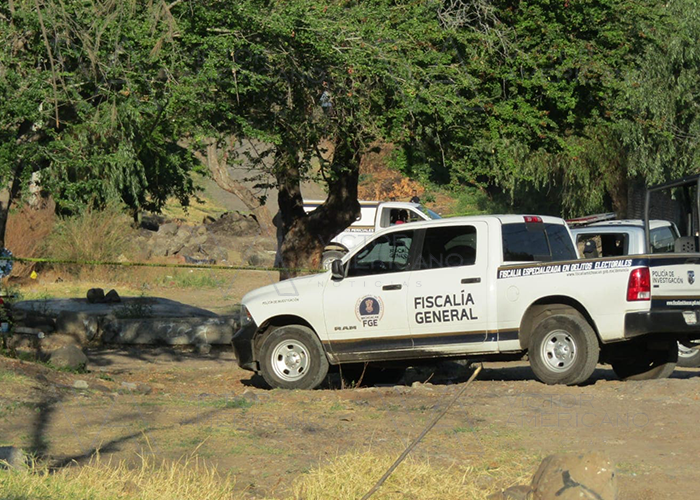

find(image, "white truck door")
[322,230,416,360]
[407,222,495,353]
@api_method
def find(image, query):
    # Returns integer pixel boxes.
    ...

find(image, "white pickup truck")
[303,200,441,268]
[233,214,700,389]
[571,219,700,367]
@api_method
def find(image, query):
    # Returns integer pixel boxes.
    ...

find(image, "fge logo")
[356,295,384,328]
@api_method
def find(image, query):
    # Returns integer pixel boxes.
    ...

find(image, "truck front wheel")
[611,340,677,380]
[529,314,600,385]
[259,325,329,390]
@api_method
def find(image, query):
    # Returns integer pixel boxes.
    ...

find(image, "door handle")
[461,277,481,284]
[382,284,402,291]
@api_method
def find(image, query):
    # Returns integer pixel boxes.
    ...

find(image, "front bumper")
[624,310,700,340]
[232,321,259,373]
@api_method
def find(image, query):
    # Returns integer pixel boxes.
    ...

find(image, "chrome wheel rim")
[271,340,310,381]
[678,342,700,358]
[541,330,577,372]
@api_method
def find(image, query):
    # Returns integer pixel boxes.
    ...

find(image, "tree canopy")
[2,0,700,265]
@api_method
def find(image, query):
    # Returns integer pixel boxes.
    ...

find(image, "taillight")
[627,268,651,301]
[524,216,543,223]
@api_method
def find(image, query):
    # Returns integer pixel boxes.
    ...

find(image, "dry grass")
[5,200,56,280]
[291,451,535,500]
[0,453,241,500]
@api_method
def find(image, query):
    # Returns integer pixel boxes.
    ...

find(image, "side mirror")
[331,259,344,280]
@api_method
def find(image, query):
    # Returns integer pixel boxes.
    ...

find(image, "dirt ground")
[1,347,700,499]
[5,271,700,498]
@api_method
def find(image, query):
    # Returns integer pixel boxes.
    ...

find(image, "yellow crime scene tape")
[7,256,323,275]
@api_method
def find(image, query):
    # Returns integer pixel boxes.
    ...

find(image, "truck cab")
[303,200,441,268]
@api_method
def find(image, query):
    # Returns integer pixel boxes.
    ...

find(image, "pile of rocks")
[135,211,268,264]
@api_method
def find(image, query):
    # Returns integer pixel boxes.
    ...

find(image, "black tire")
[612,340,678,380]
[677,341,700,368]
[321,250,346,270]
[529,313,599,385]
[259,325,329,390]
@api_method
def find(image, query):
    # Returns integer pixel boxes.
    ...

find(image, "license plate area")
[683,311,698,325]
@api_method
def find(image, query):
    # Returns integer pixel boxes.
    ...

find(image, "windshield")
[417,205,441,220]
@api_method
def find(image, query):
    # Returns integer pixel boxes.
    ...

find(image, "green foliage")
[3,0,700,224]
[1,1,201,215]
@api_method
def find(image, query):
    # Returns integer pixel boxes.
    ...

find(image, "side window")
[418,226,477,270]
[650,226,677,253]
[347,232,414,277]
[502,223,577,262]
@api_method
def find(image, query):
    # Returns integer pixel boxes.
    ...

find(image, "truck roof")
[575,220,673,231]
[304,200,421,209]
[369,214,566,233]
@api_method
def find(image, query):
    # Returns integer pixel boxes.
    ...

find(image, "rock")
[56,311,99,343]
[40,334,81,352]
[101,317,236,345]
[140,213,167,231]
[531,453,617,500]
[488,485,533,500]
[0,446,27,470]
[104,289,121,303]
[87,288,105,304]
[206,211,260,237]
[196,343,212,355]
[49,345,88,370]
[120,382,152,395]
[73,380,89,389]
[157,222,179,236]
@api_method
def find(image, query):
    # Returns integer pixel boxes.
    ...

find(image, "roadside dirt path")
[1,349,698,499]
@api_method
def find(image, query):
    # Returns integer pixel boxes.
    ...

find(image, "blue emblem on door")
[689,271,696,285]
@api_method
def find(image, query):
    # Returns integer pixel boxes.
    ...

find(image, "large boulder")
[531,452,617,500]
[206,211,260,237]
[49,345,88,370]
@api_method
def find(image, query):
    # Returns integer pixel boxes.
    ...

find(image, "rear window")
[576,233,629,257]
[502,223,577,262]
[650,226,678,253]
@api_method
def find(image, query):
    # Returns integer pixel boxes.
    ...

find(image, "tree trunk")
[0,166,25,250]
[192,140,274,235]
[276,137,361,279]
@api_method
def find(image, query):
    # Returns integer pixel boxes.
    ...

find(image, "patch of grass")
[0,453,240,500]
[155,271,226,289]
[292,451,536,500]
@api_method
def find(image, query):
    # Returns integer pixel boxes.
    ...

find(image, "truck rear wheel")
[529,313,599,385]
[677,341,700,368]
[259,325,329,390]
[611,340,677,380]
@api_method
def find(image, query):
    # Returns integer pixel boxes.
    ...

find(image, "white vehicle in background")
[303,200,441,268]
[569,176,700,368]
